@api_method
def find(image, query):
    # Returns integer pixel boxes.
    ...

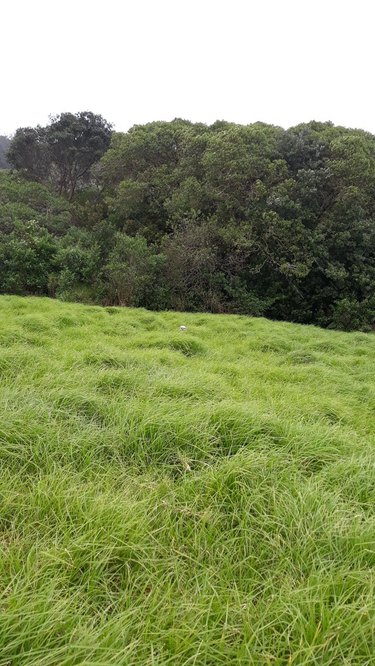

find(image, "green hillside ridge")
[0,296,374,664]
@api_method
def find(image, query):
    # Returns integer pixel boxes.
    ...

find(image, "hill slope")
[0,296,374,664]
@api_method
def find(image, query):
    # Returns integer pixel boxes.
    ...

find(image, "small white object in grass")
[180,325,187,331]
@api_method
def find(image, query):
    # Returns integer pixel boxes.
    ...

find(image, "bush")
[331,298,375,331]
[0,220,57,294]
[105,233,164,306]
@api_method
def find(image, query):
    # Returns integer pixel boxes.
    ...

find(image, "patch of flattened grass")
[53,391,108,425]
[96,369,141,395]
[83,349,133,369]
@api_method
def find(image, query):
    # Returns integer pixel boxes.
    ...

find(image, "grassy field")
[0,295,374,665]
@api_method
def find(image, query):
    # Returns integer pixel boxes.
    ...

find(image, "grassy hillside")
[0,296,374,665]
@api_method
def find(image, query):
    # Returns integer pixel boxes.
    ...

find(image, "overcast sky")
[2,0,374,136]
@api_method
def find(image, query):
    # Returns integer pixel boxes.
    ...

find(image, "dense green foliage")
[7,112,112,200]
[0,296,374,664]
[0,135,10,169]
[2,117,375,329]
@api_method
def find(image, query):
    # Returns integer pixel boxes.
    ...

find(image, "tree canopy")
[7,112,112,200]
[1,116,375,330]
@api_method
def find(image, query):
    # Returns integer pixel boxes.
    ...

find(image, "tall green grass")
[0,295,374,664]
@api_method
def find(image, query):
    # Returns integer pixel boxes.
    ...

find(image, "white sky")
[2,0,374,136]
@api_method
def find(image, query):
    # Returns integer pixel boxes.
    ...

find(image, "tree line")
[1,113,375,330]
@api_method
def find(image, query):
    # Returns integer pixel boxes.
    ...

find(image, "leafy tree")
[0,136,10,169]
[7,112,112,200]
[6,127,50,182]
[101,120,197,239]
[46,112,112,200]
